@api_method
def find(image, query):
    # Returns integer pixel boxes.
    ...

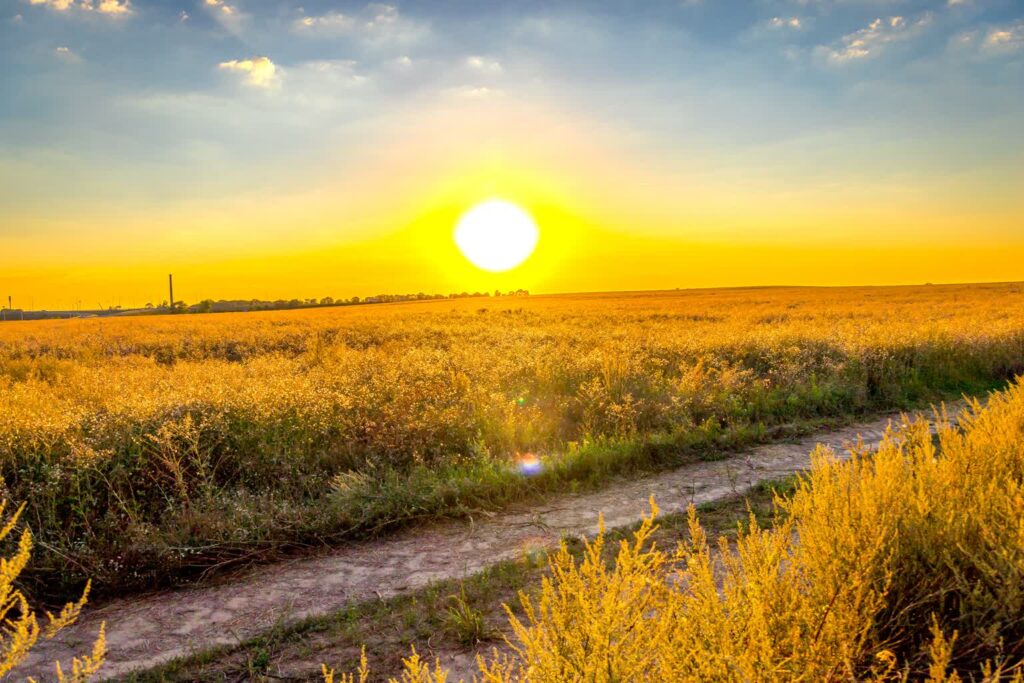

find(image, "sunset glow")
[454,200,539,272]
[2,1,1023,307]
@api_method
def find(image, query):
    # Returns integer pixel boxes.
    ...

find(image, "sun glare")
[454,199,539,272]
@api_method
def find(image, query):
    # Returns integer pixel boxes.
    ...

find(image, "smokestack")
[169,274,174,309]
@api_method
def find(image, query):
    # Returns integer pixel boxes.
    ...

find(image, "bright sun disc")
[454,199,539,272]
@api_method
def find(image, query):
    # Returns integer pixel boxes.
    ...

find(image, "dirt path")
[19,403,966,681]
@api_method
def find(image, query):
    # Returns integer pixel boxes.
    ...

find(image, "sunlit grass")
[1,283,1023,599]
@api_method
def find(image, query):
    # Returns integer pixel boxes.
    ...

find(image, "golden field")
[2,283,1024,598]
[335,378,1024,682]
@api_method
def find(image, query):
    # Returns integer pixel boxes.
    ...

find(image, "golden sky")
[3,0,1024,309]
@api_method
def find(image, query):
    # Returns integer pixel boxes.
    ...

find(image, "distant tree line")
[146,289,530,315]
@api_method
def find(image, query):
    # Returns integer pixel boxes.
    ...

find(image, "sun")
[454,199,539,272]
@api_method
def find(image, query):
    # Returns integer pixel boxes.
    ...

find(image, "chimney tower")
[169,274,174,309]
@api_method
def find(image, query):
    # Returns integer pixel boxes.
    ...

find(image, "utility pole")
[169,274,175,310]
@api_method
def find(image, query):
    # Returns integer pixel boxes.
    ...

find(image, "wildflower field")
[3,283,1024,599]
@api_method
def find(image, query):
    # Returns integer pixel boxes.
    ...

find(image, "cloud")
[204,0,236,17]
[448,85,503,99]
[27,0,131,15]
[818,14,931,64]
[55,45,81,62]
[219,56,278,88]
[952,21,1024,58]
[204,0,246,34]
[465,56,502,73]
[982,22,1024,54]
[28,0,76,11]
[294,10,352,31]
[768,16,803,30]
[294,2,427,44]
[295,59,367,86]
[91,0,130,14]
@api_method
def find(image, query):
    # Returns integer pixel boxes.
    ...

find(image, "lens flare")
[516,452,542,476]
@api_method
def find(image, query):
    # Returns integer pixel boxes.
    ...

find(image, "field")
[324,377,1024,681]
[3,283,1024,600]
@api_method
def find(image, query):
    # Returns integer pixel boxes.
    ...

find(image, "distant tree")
[145,302,154,309]
[320,296,334,306]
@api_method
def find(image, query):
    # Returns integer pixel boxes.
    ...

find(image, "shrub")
[0,493,105,681]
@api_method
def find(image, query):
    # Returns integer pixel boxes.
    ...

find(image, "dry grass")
[2,284,1023,599]
[338,377,1024,682]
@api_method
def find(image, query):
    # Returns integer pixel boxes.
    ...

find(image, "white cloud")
[204,0,235,17]
[28,0,76,11]
[204,0,246,34]
[465,55,502,73]
[447,85,503,99]
[219,56,278,88]
[27,0,131,15]
[294,10,352,31]
[179,9,188,21]
[283,59,370,104]
[768,16,803,30]
[293,2,428,44]
[55,45,81,62]
[818,14,930,64]
[93,0,130,14]
[982,22,1024,53]
[10,12,23,22]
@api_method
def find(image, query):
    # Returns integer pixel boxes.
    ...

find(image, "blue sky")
[4,0,1022,200]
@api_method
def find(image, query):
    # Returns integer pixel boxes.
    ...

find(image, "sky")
[1,0,1023,309]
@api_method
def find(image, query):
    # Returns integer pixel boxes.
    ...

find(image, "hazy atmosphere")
[5,1,1024,680]
[3,0,1024,308]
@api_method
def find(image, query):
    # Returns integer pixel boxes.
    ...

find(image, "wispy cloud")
[219,56,278,88]
[204,0,235,17]
[465,56,502,73]
[294,10,352,31]
[951,21,1024,57]
[55,45,81,62]
[768,16,803,30]
[29,0,76,11]
[28,0,131,16]
[204,0,246,34]
[446,85,504,99]
[982,22,1024,53]
[293,3,428,44]
[818,14,931,64]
